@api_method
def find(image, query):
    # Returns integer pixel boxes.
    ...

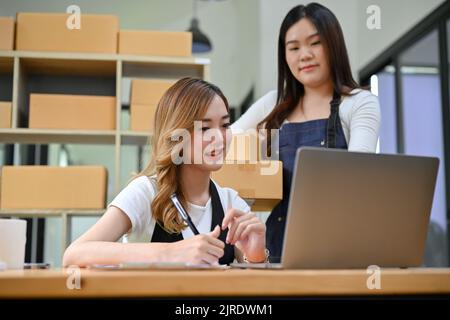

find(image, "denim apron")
[151,180,235,265]
[266,93,348,262]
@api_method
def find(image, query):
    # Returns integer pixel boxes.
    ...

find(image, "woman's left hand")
[221,208,267,263]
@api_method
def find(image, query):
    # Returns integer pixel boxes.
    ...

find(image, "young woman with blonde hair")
[63,78,268,267]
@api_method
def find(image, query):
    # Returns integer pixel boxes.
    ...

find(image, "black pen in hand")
[170,193,200,235]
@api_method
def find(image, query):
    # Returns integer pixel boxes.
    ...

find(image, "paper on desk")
[88,262,230,270]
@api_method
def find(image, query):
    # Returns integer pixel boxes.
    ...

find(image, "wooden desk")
[1,268,450,299]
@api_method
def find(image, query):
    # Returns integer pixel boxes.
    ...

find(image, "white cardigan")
[231,89,381,152]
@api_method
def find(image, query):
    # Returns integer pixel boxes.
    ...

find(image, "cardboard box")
[226,133,259,163]
[0,102,12,128]
[130,104,157,132]
[129,79,175,132]
[131,79,175,105]
[0,17,14,50]
[212,161,283,211]
[0,166,107,209]
[16,13,118,53]
[29,94,116,130]
[119,30,192,57]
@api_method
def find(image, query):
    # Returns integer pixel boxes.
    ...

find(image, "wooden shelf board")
[0,51,14,58]
[120,131,151,145]
[13,51,208,64]
[0,209,104,217]
[120,54,210,66]
[20,57,116,76]
[0,129,159,145]
[0,128,116,145]
[4,51,209,77]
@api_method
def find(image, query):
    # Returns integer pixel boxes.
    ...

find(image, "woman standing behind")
[232,3,381,262]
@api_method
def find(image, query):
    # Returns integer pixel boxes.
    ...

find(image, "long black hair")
[259,2,360,130]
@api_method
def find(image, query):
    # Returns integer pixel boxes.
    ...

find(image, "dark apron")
[266,93,348,262]
[151,180,235,265]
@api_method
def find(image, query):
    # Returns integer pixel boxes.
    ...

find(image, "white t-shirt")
[231,89,381,153]
[109,176,250,243]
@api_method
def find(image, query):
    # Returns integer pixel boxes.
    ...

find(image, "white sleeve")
[215,182,251,214]
[230,190,251,214]
[347,91,381,153]
[108,176,155,236]
[231,90,278,132]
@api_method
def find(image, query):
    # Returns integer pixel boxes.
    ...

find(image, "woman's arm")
[347,91,381,152]
[62,206,225,267]
[222,209,267,263]
[231,90,277,132]
[62,206,168,267]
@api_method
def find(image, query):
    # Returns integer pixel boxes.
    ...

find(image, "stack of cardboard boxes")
[213,134,283,211]
[10,12,192,132]
[129,79,175,132]
[14,13,192,56]
[119,30,192,57]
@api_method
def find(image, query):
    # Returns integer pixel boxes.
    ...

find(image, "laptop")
[230,147,439,269]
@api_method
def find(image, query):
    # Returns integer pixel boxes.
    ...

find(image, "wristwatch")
[243,248,270,263]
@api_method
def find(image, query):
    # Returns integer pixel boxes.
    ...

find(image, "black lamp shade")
[188,18,212,53]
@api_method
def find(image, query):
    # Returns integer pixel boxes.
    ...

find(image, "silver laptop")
[231,147,439,269]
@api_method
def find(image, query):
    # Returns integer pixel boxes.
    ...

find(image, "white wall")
[356,0,445,72]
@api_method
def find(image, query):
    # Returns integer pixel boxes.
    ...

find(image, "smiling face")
[184,95,231,171]
[285,18,332,89]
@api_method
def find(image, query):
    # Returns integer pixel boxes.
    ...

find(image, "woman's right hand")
[165,225,225,265]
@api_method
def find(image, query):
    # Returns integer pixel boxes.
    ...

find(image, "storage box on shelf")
[0,102,12,128]
[0,17,15,51]
[129,79,175,132]
[15,13,118,54]
[119,30,192,57]
[212,161,283,211]
[129,104,156,132]
[0,165,107,209]
[0,165,108,250]
[29,94,116,130]
[131,78,175,105]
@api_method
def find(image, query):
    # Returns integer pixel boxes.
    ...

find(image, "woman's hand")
[165,225,225,265]
[222,209,267,263]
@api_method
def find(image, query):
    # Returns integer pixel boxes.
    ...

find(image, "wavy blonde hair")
[138,77,229,233]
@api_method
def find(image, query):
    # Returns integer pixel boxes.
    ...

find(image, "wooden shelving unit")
[0,128,117,144]
[0,50,210,256]
[0,50,210,192]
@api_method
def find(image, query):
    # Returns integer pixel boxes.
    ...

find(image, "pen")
[170,193,200,235]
